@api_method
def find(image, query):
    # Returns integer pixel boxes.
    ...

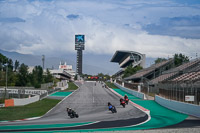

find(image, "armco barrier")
[155,95,200,118]
[114,83,145,99]
[13,95,40,106]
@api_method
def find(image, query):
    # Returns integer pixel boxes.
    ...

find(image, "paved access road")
[0,81,147,132]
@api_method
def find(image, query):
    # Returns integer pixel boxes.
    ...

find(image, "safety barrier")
[155,95,200,118]
[13,95,40,106]
[114,83,145,99]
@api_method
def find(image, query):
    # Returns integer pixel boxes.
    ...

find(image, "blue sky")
[0,0,200,59]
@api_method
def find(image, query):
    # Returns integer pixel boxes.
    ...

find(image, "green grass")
[105,82,119,89]
[0,98,60,121]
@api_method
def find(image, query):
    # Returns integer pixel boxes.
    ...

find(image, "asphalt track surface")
[0,81,147,132]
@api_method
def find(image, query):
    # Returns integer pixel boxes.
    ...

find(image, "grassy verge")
[0,98,60,121]
[105,82,119,89]
[62,82,78,92]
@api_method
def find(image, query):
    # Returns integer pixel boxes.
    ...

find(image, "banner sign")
[75,35,85,44]
[185,95,194,101]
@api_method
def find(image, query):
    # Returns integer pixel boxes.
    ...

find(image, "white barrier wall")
[114,83,145,99]
[0,88,47,95]
[155,95,200,118]
[13,95,40,106]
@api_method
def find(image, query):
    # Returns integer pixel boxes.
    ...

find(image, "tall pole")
[4,64,8,99]
[42,55,45,70]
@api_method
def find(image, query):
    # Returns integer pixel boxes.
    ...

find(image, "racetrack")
[0,81,148,132]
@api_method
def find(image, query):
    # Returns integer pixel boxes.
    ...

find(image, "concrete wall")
[57,80,68,90]
[13,95,40,106]
[114,83,145,99]
[155,95,200,118]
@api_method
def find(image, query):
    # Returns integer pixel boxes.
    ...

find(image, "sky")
[0,0,200,59]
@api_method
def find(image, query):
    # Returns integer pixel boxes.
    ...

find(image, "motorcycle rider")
[120,98,125,105]
[124,94,128,100]
[66,108,78,118]
[66,108,73,116]
[107,102,117,113]
[108,102,113,111]
[124,94,129,104]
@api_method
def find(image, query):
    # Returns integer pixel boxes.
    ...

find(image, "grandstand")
[124,59,174,82]
[150,58,200,84]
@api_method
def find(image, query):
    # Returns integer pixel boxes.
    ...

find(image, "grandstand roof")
[125,59,174,81]
[111,50,142,62]
[110,50,145,68]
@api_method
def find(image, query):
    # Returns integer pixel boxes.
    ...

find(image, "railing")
[124,82,138,91]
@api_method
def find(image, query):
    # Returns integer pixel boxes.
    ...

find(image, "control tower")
[75,35,85,75]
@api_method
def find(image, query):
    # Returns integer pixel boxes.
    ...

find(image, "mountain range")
[0,49,155,75]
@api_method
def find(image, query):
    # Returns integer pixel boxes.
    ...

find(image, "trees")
[123,65,143,78]
[14,60,20,72]
[16,63,29,86]
[44,69,53,83]
[0,53,55,88]
[174,53,189,67]
[154,58,167,64]
[30,66,44,88]
[0,53,8,71]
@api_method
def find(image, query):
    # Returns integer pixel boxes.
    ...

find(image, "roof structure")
[110,50,145,68]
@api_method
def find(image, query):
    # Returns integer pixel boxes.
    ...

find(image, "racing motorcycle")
[67,108,79,118]
[69,112,79,118]
[108,102,117,113]
[120,98,126,108]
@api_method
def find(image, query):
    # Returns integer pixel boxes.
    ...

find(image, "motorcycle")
[124,98,129,105]
[108,102,117,113]
[120,99,126,108]
[69,112,79,118]
[67,108,79,118]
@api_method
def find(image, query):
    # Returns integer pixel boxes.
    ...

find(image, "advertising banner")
[185,95,194,101]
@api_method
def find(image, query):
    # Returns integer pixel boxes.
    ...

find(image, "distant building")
[49,62,75,81]
[28,62,75,81]
[58,62,76,79]
[49,69,71,81]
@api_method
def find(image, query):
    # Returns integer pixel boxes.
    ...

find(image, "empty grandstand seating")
[150,72,177,84]
[125,59,174,82]
[150,58,200,84]
[172,71,200,82]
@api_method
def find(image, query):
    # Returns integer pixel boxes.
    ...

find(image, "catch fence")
[158,81,200,105]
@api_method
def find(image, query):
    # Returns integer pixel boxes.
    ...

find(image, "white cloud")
[0,0,199,59]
